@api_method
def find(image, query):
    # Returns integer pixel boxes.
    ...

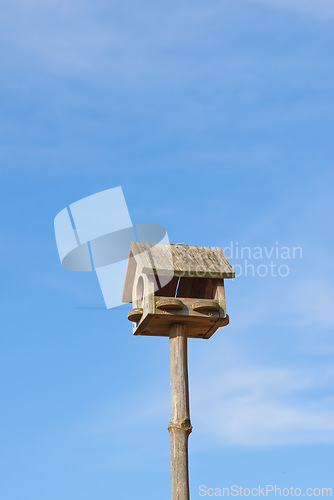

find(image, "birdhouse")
[122,242,235,339]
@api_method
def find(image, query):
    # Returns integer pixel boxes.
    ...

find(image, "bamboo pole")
[168,323,192,500]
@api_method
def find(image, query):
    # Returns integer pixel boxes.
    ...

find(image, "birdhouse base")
[134,313,229,339]
[128,296,229,339]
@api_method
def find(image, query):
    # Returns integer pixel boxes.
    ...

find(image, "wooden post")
[122,242,235,498]
[168,323,192,500]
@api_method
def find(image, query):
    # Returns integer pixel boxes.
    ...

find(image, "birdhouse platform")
[122,242,235,339]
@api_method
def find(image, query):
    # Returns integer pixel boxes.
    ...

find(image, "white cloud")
[0,1,223,73]
[191,364,334,446]
[78,361,334,449]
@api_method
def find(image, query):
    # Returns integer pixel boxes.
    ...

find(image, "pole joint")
[168,418,193,435]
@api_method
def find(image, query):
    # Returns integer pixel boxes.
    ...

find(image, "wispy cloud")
[77,360,334,449]
[3,0,332,83]
[191,363,334,446]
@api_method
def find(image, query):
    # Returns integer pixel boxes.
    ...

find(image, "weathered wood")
[129,271,155,334]
[126,263,228,339]
[213,279,226,316]
[156,298,184,310]
[132,294,228,338]
[192,300,220,313]
[155,276,179,297]
[169,323,192,500]
[177,277,214,299]
[122,243,235,302]
[127,307,143,322]
[133,313,229,339]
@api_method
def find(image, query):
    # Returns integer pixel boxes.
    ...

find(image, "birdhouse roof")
[122,242,235,303]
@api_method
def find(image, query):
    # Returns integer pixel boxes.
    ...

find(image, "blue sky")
[1,1,334,499]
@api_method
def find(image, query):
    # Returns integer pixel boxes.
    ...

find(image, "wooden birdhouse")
[122,242,235,339]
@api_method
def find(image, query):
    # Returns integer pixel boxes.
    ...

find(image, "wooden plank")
[155,297,222,318]
[121,249,137,303]
[155,276,179,297]
[213,279,226,316]
[177,277,214,299]
[133,311,228,338]
[203,314,229,339]
[138,243,235,278]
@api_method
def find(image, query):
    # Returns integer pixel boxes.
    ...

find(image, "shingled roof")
[122,242,234,303]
